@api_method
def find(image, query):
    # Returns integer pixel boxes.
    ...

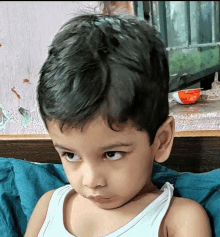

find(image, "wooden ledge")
[0,134,51,140]
[175,130,220,137]
[0,130,220,140]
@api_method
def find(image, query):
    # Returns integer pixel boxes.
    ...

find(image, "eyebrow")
[54,142,133,152]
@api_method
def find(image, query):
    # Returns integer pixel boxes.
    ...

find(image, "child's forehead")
[47,116,151,152]
[47,116,144,138]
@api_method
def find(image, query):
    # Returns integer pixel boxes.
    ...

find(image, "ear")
[151,116,175,163]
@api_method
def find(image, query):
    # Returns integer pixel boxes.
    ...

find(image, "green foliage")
[168,47,219,76]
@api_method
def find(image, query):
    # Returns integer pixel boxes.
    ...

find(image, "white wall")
[0,1,101,134]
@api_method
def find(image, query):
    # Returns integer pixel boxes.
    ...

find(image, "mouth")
[88,195,111,204]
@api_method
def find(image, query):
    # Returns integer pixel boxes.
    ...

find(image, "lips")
[88,195,111,204]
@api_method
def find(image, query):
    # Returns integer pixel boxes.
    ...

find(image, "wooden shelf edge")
[175,130,220,137]
[0,130,220,140]
[0,134,51,140]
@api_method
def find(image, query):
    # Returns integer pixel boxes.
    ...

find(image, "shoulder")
[165,196,212,237]
[24,189,55,237]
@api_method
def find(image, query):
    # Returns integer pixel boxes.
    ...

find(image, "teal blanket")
[0,157,219,237]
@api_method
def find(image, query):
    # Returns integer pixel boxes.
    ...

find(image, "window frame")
[134,1,220,92]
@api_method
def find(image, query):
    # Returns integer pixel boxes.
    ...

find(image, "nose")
[82,162,106,188]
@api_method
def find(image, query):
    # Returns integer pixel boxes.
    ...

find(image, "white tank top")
[38,182,174,237]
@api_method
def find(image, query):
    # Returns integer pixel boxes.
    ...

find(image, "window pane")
[190,1,212,45]
[166,1,187,47]
[198,1,212,44]
[151,1,160,31]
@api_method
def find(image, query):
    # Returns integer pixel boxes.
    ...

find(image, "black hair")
[37,13,170,145]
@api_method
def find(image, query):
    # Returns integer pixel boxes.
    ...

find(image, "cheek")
[111,158,152,190]
[132,156,153,184]
[62,162,81,188]
[66,171,82,191]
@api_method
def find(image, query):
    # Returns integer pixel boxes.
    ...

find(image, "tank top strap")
[38,184,73,237]
[105,182,174,237]
[49,185,72,220]
[147,182,174,231]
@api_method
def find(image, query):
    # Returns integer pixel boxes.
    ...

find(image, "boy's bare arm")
[167,197,212,237]
[24,190,55,237]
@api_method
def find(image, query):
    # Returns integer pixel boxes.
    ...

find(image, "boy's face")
[47,116,156,210]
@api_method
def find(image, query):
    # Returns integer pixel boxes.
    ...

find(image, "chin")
[93,198,128,210]
[95,203,122,210]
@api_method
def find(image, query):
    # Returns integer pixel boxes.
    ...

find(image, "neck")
[131,183,158,202]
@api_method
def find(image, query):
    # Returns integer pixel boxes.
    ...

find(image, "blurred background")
[1,1,219,135]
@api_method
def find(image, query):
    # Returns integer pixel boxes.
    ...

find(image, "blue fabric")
[0,157,68,237]
[0,157,219,237]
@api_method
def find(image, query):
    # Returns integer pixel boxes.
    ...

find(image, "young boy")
[25,13,211,237]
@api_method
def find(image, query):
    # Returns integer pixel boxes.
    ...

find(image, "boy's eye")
[61,151,124,162]
[62,152,80,162]
[105,151,123,160]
